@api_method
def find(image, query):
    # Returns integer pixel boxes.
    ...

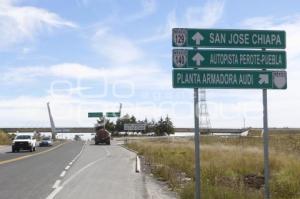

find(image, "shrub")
[0,131,12,145]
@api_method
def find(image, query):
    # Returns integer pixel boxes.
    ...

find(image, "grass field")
[126,131,300,199]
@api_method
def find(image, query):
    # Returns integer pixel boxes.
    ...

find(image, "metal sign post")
[262,48,270,199]
[263,87,269,199]
[194,88,201,199]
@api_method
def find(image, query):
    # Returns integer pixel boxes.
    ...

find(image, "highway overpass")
[1,127,243,134]
[1,127,299,134]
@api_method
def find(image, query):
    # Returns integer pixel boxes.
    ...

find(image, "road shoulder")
[121,143,178,199]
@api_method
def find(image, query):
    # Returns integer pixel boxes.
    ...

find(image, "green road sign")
[173,49,286,69]
[88,112,103,118]
[106,112,121,117]
[173,69,287,89]
[172,28,286,49]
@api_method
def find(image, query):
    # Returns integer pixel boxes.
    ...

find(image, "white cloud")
[139,10,177,43]
[140,0,225,43]
[50,63,102,79]
[0,0,77,49]
[48,63,167,90]
[242,16,275,29]
[125,0,157,22]
[2,66,46,83]
[185,0,224,28]
[1,62,170,90]
[92,28,143,64]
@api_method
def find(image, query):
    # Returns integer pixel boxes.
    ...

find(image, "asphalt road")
[0,141,84,199]
[0,140,176,199]
[0,141,65,162]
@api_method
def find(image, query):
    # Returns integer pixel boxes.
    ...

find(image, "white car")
[39,137,53,146]
[12,135,36,152]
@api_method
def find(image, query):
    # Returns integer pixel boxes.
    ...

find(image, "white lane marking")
[63,156,105,187]
[60,171,66,178]
[46,141,86,199]
[46,186,63,199]
[47,157,106,199]
[46,145,110,199]
[52,180,61,189]
[70,141,86,163]
[104,146,111,157]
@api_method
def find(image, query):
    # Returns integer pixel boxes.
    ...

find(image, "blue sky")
[0,0,300,128]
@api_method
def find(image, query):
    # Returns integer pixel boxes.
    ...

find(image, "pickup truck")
[12,135,36,152]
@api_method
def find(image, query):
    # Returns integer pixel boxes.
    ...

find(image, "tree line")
[97,114,175,136]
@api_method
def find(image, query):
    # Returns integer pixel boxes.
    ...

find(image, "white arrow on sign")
[192,32,204,45]
[192,53,205,66]
[259,74,269,84]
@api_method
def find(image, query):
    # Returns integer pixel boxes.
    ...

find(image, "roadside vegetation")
[126,131,300,199]
[98,114,175,136]
[0,130,13,145]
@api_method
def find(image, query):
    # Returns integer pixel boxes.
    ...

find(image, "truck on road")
[94,125,111,145]
[12,135,36,152]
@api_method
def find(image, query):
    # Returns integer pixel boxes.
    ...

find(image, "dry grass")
[0,131,11,145]
[126,133,300,199]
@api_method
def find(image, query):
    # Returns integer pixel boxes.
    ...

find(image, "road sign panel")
[173,69,287,89]
[124,123,146,131]
[106,112,120,117]
[172,49,286,69]
[172,28,286,49]
[88,112,103,118]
